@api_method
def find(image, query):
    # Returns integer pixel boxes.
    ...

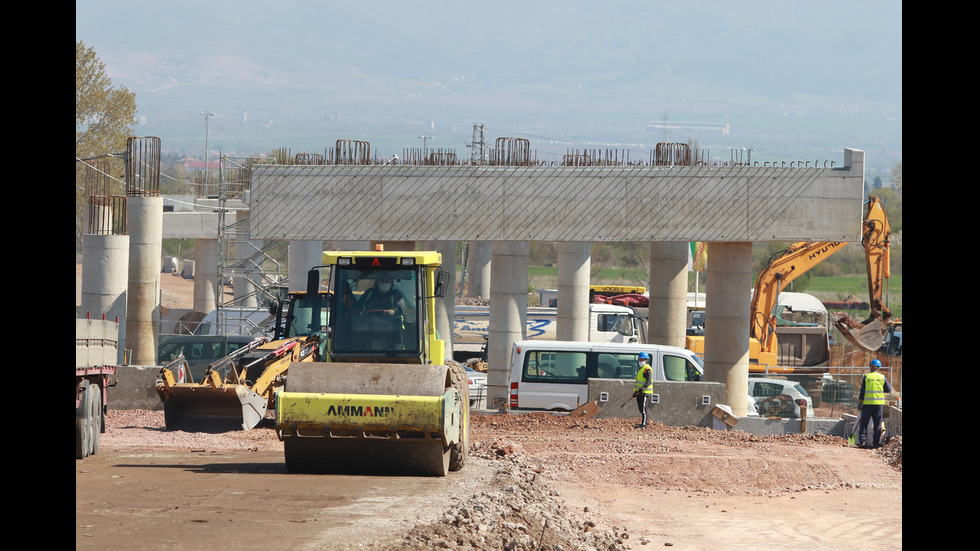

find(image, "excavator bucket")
[836,318,886,352]
[276,361,467,476]
[158,382,269,431]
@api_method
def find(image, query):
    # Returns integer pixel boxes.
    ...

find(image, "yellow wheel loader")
[156,269,332,431]
[274,250,469,476]
[155,334,321,431]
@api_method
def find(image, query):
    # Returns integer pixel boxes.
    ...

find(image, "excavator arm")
[750,240,848,360]
[834,195,892,350]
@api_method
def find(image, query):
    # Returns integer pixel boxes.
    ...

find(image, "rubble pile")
[397,440,628,551]
[875,435,902,472]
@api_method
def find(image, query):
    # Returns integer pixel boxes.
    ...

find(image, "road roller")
[275,249,468,476]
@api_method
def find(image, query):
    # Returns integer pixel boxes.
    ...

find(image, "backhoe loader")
[155,334,321,431]
[156,269,333,431]
[686,195,892,370]
[274,249,469,476]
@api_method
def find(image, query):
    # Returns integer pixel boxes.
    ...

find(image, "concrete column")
[647,241,689,347]
[425,241,457,360]
[704,242,752,416]
[288,241,324,293]
[466,241,492,298]
[126,196,163,366]
[194,238,218,313]
[81,233,129,364]
[487,241,528,409]
[557,242,591,341]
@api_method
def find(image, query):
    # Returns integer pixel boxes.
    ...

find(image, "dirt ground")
[76,265,903,550]
[77,410,901,550]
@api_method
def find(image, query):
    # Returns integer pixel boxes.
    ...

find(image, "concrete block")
[588,379,726,427]
[106,365,165,411]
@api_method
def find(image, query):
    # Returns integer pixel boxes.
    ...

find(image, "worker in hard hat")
[633,352,654,429]
[857,358,892,449]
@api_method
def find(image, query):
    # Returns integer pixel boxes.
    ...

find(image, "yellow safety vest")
[863,371,887,406]
[634,363,653,395]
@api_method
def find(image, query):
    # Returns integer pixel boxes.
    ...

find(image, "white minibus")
[508,340,704,411]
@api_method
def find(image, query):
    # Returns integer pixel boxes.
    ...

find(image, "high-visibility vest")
[634,363,653,395]
[863,371,887,405]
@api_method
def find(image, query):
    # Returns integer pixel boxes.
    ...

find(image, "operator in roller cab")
[335,265,420,355]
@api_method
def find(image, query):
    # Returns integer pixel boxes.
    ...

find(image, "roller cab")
[275,250,469,476]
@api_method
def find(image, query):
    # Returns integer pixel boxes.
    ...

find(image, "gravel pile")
[396,439,628,551]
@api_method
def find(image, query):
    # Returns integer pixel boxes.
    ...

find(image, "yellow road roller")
[275,250,468,476]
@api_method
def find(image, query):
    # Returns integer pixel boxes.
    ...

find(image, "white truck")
[452,303,643,362]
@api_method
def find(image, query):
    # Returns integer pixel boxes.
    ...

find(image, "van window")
[522,350,645,383]
[664,353,702,382]
[597,353,640,379]
[524,351,587,383]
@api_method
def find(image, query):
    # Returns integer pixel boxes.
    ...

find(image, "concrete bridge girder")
[154,148,866,413]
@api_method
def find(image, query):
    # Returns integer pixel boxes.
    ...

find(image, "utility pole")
[470,123,486,164]
[201,112,215,184]
[418,135,433,157]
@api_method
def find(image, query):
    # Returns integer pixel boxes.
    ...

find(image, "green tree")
[76,41,137,251]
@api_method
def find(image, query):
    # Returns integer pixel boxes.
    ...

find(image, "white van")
[747,377,814,418]
[508,340,704,411]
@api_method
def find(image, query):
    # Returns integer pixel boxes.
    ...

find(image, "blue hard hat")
[638,352,650,360]
[870,359,882,368]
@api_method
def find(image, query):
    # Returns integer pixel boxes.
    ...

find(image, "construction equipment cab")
[274,250,468,477]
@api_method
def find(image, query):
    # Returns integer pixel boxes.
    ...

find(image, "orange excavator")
[686,195,892,370]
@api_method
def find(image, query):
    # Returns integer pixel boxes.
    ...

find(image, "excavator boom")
[834,195,893,351]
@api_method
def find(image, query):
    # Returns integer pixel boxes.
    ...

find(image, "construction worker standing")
[857,358,892,449]
[634,352,654,429]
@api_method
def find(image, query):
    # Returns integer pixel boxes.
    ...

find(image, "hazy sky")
[76,0,902,171]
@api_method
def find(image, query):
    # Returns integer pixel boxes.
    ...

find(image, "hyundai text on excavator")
[274,249,469,476]
[685,195,892,372]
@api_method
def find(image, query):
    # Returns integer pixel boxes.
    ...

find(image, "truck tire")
[76,380,92,459]
[88,383,102,455]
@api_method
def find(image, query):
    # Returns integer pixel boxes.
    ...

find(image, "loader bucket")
[158,383,269,431]
[835,318,886,352]
[275,362,468,476]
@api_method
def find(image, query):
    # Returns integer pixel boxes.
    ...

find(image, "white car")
[747,377,814,418]
[465,366,487,407]
[745,394,760,417]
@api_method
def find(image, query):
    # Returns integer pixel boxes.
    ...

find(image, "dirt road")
[76,409,901,550]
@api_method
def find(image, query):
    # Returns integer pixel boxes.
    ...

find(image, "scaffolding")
[212,154,287,336]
